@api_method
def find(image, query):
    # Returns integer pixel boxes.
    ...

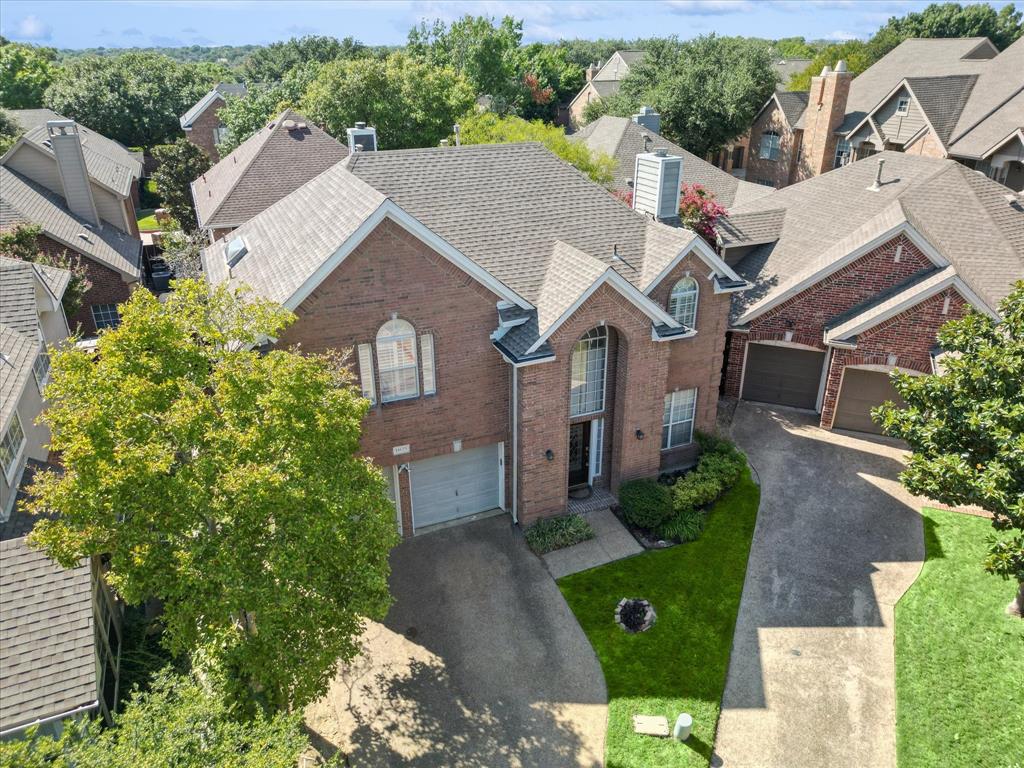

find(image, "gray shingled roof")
[904,75,979,145]
[1,166,141,279]
[946,36,1024,157]
[724,151,1024,322]
[772,58,812,90]
[179,82,247,129]
[570,116,774,208]
[0,535,95,733]
[776,91,810,128]
[0,257,42,336]
[0,323,35,433]
[191,109,348,230]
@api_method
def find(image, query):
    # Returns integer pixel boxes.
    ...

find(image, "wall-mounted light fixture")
[545,449,554,461]
[635,429,645,440]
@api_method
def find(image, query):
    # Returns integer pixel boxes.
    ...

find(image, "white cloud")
[663,0,753,15]
[825,29,863,41]
[14,14,52,41]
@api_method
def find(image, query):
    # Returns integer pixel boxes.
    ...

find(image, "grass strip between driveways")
[895,507,1024,768]
[558,468,760,768]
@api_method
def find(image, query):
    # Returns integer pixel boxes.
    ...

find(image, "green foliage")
[43,52,223,146]
[242,34,365,82]
[302,52,475,150]
[159,228,206,278]
[26,281,399,711]
[787,40,876,91]
[874,2,1023,55]
[875,281,1024,609]
[0,41,56,108]
[0,670,309,767]
[139,177,161,209]
[524,513,595,555]
[772,36,820,59]
[615,35,778,155]
[895,508,1024,766]
[548,38,640,69]
[0,223,91,317]
[656,506,706,543]
[579,90,633,126]
[672,471,724,516]
[518,43,584,121]
[618,478,673,530]
[0,107,22,154]
[455,111,614,184]
[559,468,760,768]
[151,139,210,232]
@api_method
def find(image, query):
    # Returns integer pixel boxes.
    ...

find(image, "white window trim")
[375,318,419,404]
[668,276,699,328]
[662,389,697,451]
[760,131,780,161]
[588,417,604,483]
[834,139,853,169]
[569,327,608,418]
[1,413,27,485]
[32,334,51,393]
[895,96,911,116]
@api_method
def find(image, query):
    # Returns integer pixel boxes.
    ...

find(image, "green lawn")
[559,469,760,768]
[136,208,159,231]
[895,507,1024,768]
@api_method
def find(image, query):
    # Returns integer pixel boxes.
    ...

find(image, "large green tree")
[302,52,475,150]
[151,139,210,232]
[0,41,57,108]
[873,1,1023,55]
[43,53,224,146]
[455,111,613,183]
[27,281,399,710]
[601,35,777,156]
[787,39,876,91]
[0,107,22,154]
[875,282,1024,617]
[241,34,363,82]
[0,670,308,767]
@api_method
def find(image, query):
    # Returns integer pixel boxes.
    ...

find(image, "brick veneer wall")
[32,234,136,336]
[276,218,510,535]
[798,69,852,182]
[745,102,801,189]
[904,129,948,159]
[819,289,968,427]
[184,96,226,161]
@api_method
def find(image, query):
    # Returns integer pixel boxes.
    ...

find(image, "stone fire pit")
[615,598,656,633]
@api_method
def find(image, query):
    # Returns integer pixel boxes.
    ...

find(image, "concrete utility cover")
[714,403,925,767]
[306,516,607,767]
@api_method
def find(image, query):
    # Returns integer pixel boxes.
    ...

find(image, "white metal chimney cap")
[820,65,833,76]
[835,59,848,73]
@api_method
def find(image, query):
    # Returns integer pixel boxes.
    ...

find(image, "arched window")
[759,131,780,161]
[570,326,607,417]
[668,277,699,328]
[376,318,418,402]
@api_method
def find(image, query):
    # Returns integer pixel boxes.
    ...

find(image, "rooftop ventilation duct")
[632,106,661,136]
[347,122,378,152]
[632,149,682,221]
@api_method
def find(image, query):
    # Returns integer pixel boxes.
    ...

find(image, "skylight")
[226,236,248,268]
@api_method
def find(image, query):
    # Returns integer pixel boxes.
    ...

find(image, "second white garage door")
[409,444,502,531]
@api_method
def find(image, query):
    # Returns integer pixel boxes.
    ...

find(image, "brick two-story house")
[1,119,142,336]
[179,82,247,162]
[567,50,646,126]
[719,151,1024,434]
[202,140,748,535]
[731,37,1024,191]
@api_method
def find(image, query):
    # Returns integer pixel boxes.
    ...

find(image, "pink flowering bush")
[679,183,727,245]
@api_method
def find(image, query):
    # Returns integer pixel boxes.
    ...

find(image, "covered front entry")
[742,342,826,410]
[832,367,906,434]
[409,443,502,531]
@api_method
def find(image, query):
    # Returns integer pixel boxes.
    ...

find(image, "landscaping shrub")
[673,471,723,515]
[140,177,162,209]
[618,478,674,530]
[657,506,706,542]
[696,450,745,489]
[525,514,594,555]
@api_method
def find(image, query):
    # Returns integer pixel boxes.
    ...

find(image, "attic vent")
[77,232,91,242]
[282,119,297,130]
[226,236,248,268]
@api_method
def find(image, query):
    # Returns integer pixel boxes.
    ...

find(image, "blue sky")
[0,0,1018,49]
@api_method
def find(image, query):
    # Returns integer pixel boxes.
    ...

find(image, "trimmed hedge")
[525,513,595,555]
[618,478,673,530]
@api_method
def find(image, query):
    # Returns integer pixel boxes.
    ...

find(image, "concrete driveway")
[305,515,607,767]
[714,402,925,768]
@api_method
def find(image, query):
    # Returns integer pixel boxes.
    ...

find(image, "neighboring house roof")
[203,142,744,360]
[1,166,142,279]
[592,50,645,81]
[904,75,979,145]
[571,116,775,208]
[0,531,95,735]
[179,82,247,129]
[723,151,1024,324]
[191,109,348,230]
[772,58,812,90]
[4,111,142,197]
[777,91,810,128]
[0,323,36,433]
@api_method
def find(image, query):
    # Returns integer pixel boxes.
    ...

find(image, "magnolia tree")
[28,281,399,711]
[875,281,1024,617]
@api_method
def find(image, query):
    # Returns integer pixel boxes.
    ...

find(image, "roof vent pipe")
[453,123,461,147]
[869,158,886,192]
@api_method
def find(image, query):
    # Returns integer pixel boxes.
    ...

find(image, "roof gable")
[179,82,247,129]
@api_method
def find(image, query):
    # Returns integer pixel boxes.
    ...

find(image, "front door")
[568,421,591,489]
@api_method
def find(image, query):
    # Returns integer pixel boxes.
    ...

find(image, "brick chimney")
[46,120,100,226]
[797,60,852,181]
[585,62,600,83]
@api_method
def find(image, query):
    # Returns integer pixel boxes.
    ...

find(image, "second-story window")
[32,336,51,392]
[834,139,853,169]
[759,131,780,161]
[896,96,911,115]
[668,277,699,328]
[570,326,607,417]
[375,319,419,403]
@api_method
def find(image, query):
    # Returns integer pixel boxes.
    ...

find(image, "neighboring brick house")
[567,50,645,126]
[571,112,776,208]
[179,82,247,162]
[724,37,1024,191]
[719,151,1024,434]
[191,109,348,242]
[202,141,748,535]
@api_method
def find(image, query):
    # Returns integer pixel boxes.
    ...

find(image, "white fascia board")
[736,220,947,326]
[642,238,743,296]
[979,128,1024,160]
[284,199,532,313]
[844,79,911,140]
[180,90,220,128]
[525,268,681,355]
[751,93,784,127]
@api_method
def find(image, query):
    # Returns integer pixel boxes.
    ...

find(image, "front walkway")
[543,507,643,579]
[714,402,925,768]
[305,515,606,767]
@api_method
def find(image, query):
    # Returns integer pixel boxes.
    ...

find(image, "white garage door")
[410,444,502,531]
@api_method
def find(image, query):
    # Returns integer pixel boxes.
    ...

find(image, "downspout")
[511,364,519,524]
